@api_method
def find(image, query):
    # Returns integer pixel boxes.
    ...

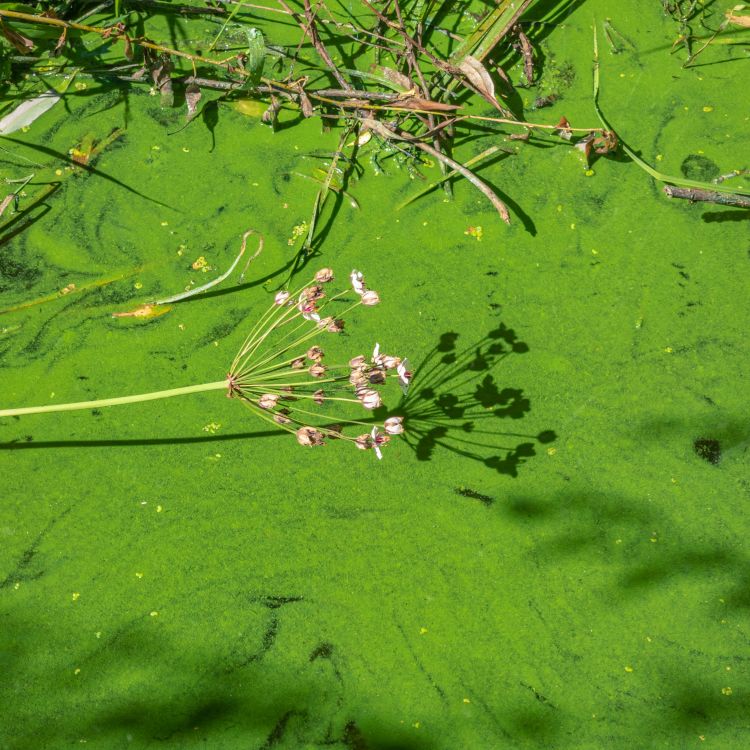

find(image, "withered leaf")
[377,65,413,91]
[112,304,172,319]
[52,27,67,56]
[299,89,314,118]
[458,55,495,101]
[0,194,15,219]
[262,95,280,129]
[1,21,34,53]
[516,26,535,84]
[554,116,572,140]
[726,8,750,27]
[185,82,201,121]
[395,97,460,112]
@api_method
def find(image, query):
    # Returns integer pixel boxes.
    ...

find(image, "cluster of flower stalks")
[228,269,410,459]
[0,269,410,460]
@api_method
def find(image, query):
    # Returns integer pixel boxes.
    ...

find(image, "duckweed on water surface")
[0,0,749,747]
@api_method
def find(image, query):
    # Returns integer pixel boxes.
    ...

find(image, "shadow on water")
[501,487,750,612]
[390,324,556,478]
[0,605,436,750]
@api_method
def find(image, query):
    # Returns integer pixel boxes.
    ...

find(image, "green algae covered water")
[1,1,749,747]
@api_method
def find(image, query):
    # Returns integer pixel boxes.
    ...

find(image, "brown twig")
[663,185,750,208]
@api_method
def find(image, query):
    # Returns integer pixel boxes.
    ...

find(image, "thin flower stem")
[0,380,228,418]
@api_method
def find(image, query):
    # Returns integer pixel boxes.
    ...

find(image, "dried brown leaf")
[0,194,15,219]
[726,7,750,27]
[299,89,314,118]
[378,66,413,91]
[112,304,172,319]
[185,82,201,121]
[554,116,572,141]
[52,27,67,56]
[396,97,461,112]
[458,55,495,101]
[1,21,34,53]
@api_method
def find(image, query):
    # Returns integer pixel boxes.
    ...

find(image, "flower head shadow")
[388,324,556,478]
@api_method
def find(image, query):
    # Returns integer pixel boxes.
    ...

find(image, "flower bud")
[313,389,325,405]
[381,355,401,370]
[291,357,305,369]
[361,290,380,306]
[368,370,386,385]
[357,388,382,410]
[384,417,404,435]
[258,394,280,410]
[327,318,345,333]
[274,290,290,305]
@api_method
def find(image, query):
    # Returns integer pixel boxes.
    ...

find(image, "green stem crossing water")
[0,380,228,417]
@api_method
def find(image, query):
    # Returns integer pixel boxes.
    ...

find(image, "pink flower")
[370,425,390,460]
[350,269,366,296]
[397,359,412,394]
[274,290,290,305]
[297,300,320,322]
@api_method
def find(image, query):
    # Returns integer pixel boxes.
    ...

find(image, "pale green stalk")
[0,381,227,418]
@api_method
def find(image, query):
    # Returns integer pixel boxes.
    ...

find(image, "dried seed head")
[355,434,372,450]
[314,268,334,283]
[306,346,324,361]
[274,409,291,425]
[309,363,326,378]
[384,416,405,435]
[274,290,290,305]
[301,285,324,302]
[327,318,345,333]
[296,426,325,446]
[313,389,325,405]
[381,355,401,370]
[258,393,280,410]
[291,357,305,369]
[349,355,366,369]
[361,290,380,306]
[368,370,386,385]
[349,369,368,387]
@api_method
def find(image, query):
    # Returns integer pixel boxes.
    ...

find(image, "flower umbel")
[0,268,408,462]
[226,269,408,458]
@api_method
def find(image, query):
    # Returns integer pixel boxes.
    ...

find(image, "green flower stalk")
[0,269,411,459]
